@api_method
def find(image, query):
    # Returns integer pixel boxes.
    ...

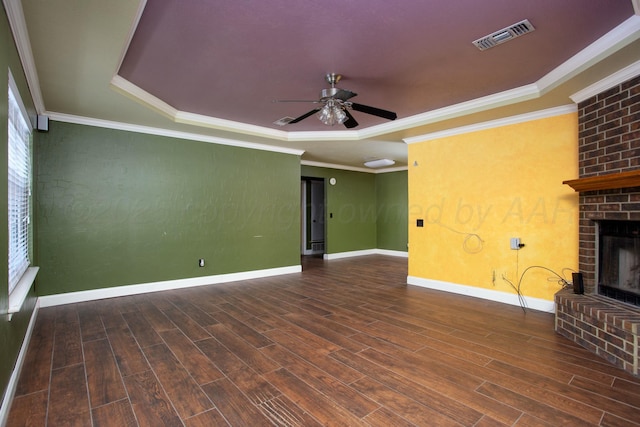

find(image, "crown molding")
[46,111,305,156]
[106,12,640,142]
[110,75,178,119]
[570,59,640,103]
[302,160,376,173]
[175,110,288,140]
[2,0,45,113]
[537,15,640,95]
[8,0,640,146]
[112,0,147,76]
[404,105,577,144]
[301,160,407,174]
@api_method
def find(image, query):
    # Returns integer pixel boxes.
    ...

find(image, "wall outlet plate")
[510,237,521,250]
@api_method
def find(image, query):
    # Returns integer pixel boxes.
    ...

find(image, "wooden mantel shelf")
[563,170,640,192]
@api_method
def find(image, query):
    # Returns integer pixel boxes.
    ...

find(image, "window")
[7,71,35,314]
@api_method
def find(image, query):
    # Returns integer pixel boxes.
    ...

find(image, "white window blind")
[8,78,32,295]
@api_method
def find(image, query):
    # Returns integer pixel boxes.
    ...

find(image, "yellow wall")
[408,112,579,301]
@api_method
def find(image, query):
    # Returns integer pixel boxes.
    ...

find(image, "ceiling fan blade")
[343,110,358,129]
[350,103,397,121]
[272,99,320,103]
[289,108,321,124]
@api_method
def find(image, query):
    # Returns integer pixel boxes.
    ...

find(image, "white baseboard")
[324,249,408,260]
[407,275,556,313]
[375,249,409,258]
[0,299,40,427]
[302,249,324,256]
[39,265,302,308]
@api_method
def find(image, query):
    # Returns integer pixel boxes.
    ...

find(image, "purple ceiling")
[118,0,635,131]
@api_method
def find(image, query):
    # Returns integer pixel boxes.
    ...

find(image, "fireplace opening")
[598,220,640,306]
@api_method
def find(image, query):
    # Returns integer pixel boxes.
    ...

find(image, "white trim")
[537,15,640,96]
[7,71,31,128]
[324,249,376,260]
[404,105,577,144]
[2,0,45,114]
[395,84,541,134]
[110,75,540,143]
[38,265,302,308]
[102,11,640,144]
[375,249,409,258]
[8,267,39,317]
[46,112,305,157]
[110,75,178,120]
[112,0,147,76]
[176,111,290,141]
[570,59,640,103]
[5,0,640,145]
[105,15,640,144]
[301,160,408,174]
[324,249,408,260]
[407,276,556,313]
[0,300,40,427]
[634,0,640,16]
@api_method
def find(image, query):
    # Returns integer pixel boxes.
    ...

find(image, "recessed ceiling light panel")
[364,159,395,168]
[473,19,535,51]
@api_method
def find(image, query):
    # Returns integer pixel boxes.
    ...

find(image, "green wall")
[0,6,39,410]
[36,121,301,295]
[376,171,408,251]
[301,165,408,254]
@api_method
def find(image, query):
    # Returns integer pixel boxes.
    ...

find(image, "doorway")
[301,177,325,255]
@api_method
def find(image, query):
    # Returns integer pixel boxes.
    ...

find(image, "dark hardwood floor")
[7,255,640,426]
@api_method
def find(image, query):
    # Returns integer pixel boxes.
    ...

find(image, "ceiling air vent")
[472,19,535,51]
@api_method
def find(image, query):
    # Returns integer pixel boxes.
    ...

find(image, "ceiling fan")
[277,73,397,128]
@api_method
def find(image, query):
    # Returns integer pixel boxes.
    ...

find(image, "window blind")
[8,85,31,295]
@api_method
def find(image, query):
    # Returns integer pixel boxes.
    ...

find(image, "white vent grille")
[273,116,295,126]
[473,19,535,51]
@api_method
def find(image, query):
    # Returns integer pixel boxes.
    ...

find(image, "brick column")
[577,75,640,293]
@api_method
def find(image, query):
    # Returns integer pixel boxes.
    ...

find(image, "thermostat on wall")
[329,177,336,185]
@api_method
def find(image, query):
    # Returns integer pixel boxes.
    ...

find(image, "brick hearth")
[556,290,640,375]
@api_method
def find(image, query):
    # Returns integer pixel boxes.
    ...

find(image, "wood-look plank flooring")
[7,255,640,426]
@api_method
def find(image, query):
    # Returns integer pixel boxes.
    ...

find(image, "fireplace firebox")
[598,220,640,307]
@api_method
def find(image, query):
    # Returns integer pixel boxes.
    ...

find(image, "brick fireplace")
[555,74,640,376]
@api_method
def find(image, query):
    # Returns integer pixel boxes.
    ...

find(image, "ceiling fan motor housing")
[320,87,341,101]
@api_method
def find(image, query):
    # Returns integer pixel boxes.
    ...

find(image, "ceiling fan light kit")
[317,99,347,126]
[283,73,397,129]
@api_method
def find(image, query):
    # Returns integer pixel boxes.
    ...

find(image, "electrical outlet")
[198,258,205,267]
[510,237,521,250]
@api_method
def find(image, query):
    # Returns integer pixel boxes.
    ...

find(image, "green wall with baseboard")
[0,6,39,412]
[376,171,408,251]
[301,165,408,254]
[36,121,301,295]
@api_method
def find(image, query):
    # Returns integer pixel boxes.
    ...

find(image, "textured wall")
[36,121,301,295]
[408,112,579,301]
[0,6,39,411]
[376,171,408,252]
[301,165,377,254]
